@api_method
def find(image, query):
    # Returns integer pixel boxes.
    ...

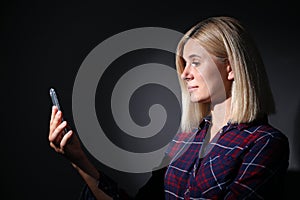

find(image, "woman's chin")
[190,95,210,103]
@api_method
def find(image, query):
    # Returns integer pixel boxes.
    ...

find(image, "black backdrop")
[2,0,300,199]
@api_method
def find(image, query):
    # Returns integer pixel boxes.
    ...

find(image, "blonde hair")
[177,16,275,132]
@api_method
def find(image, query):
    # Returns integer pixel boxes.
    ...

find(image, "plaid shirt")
[164,117,289,199]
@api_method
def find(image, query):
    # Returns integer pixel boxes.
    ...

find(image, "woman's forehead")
[182,39,210,60]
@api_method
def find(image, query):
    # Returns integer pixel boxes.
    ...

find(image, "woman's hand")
[48,106,85,163]
[48,106,114,200]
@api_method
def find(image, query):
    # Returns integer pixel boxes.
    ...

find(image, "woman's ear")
[226,61,234,80]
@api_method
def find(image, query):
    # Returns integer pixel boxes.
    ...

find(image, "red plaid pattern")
[164,117,289,199]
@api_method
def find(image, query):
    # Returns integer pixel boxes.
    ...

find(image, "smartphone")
[49,88,68,133]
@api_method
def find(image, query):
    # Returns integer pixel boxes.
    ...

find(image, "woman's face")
[181,39,232,104]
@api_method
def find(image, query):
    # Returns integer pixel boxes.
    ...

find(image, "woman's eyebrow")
[182,54,201,61]
[188,54,201,59]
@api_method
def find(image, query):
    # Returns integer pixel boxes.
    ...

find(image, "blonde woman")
[164,16,289,199]
[48,16,289,199]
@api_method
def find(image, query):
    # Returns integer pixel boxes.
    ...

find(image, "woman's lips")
[188,86,198,92]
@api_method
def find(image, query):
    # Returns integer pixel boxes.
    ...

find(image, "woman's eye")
[191,61,200,67]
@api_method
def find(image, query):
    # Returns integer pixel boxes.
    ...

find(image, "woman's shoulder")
[241,122,289,151]
[244,122,287,139]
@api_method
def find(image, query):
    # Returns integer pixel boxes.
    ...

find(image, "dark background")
[2,0,299,199]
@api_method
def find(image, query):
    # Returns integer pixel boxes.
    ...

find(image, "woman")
[48,16,289,199]
[163,16,289,199]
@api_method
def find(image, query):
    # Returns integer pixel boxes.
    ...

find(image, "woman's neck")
[209,97,232,140]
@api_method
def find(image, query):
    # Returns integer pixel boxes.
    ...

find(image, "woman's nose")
[181,66,193,81]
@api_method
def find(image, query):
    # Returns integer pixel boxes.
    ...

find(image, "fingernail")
[56,111,61,116]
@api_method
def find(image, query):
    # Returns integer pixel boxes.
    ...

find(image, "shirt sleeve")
[80,155,169,200]
[224,132,289,200]
[97,172,120,199]
[79,171,132,200]
[79,183,97,200]
[134,167,167,200]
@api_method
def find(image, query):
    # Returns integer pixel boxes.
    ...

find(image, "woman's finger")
[49,142,64,154]
[49,110,63,134]
[50,106,58,124]
[60,130,73,148]
[49,121,67,143]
